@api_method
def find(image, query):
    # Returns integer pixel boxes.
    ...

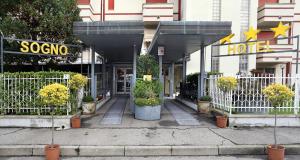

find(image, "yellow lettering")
[30,42,40,54]
[59,45,68,55]
[237,44,247,54]
[247,42,256,53]
[228,45,236,55]
[256,41,265,53]
[51,44,59,55]
[41,43,50,54]
[20,41,29,53]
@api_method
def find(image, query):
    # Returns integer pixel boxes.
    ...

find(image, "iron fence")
[208,75,300,115]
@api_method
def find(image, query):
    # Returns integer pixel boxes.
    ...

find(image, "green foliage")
[217,76,238,92]
[207,71,223,76]
[0,71,78,115]
[186,73,199,86]
[0,0,81,65]
[199,96,212,102]
[69,74,88,91]
[39,83,69,106]
[137,54,159,78]
[134,80,162,99]
[82,95,94,103]
[263,83,294,107]
[135,98,160,106]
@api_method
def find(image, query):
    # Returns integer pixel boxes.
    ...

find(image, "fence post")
[64,74,70,116]
[294,74,300,115]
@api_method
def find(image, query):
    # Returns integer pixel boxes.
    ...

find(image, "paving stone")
[172,146,218,156]
[125,146,171,156]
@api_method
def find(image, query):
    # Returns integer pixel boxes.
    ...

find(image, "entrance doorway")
[116,68,133,94]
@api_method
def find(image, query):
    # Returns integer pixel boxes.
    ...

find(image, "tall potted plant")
[39,83,69,160]
[216,76,237,128]
[68,74,88,128]
[134,79,162,120]
[263,83,294,160]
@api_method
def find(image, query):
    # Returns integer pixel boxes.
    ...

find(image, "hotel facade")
[75,0,300,98]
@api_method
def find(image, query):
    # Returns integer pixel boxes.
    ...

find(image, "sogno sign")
[20,41,69,56]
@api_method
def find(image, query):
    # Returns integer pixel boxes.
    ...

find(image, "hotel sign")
[20,41,69,56]
[219,22,290,56]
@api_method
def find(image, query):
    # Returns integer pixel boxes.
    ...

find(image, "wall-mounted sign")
[158,46,164,56]
[20,41,69,56]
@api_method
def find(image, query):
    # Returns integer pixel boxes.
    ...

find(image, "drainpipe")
[178,0,181,20]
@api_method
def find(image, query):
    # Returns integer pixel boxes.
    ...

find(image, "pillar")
[182,55,187,83]
[112,65,116,95]
[159,55,164,100]
[130,44,137,113]
[170,63,175,98]
[198,45,205,99]
[91,46,96,99]
[0,36,3,73]
[102,57,106,97]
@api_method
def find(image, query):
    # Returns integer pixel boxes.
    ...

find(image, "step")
[0,145,299,157]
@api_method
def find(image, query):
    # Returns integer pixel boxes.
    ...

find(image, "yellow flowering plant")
[263,83,294,107]
[39,83,69,107]
[68,74,88,91]
[217,76,238,92]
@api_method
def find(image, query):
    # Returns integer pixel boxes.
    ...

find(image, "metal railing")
[208,75,300,115]
[0,74,87,116]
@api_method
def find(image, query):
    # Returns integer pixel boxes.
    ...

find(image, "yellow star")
[271,22,290,38]
[220,34,235,44]
[244,27,260,41]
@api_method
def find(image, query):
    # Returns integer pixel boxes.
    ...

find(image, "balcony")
[143,3,174,24]
[257,2,295,26]
[256,44,294,63]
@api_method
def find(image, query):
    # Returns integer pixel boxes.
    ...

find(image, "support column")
[198,45,205,99]
[170,63,175,98]
[112,65,116,96]
[102,57,106,97]
[182,55,187,83]
[130,44,137,113]
[91,46,96,99]
[1,36,3,73]
[159,55,164,100]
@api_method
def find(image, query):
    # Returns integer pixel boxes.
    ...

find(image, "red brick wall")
[77,0,90,5]
[259,0,278,6]
[146,0,168,3]
[258,31,276,44]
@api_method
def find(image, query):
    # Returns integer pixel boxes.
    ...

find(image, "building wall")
[183,0,258,76]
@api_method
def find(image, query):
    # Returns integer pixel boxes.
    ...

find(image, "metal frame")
[0,36,83,73]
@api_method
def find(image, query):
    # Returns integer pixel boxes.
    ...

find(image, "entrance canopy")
[73,21,144,63]
[148,21,232,63]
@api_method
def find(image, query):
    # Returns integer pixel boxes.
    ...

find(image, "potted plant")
[82,95,96,115]
[197,96,212,114]
[263,83,294,160]
[39,83,69,160]
[133,79,162,121]
[216,76,237,128]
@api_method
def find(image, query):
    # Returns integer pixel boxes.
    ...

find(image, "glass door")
[116,68,132,94]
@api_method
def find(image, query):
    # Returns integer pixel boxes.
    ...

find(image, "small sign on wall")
[158,46,164,56]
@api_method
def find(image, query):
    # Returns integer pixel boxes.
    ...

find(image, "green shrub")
[135,98,160,106]
[199,96,212,102]
[133,80,162,106]
[83,95,94,102]
[137,54,159,78]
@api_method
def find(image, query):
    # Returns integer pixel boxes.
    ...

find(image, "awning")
[148,21,232,63]
[73,21,144,63]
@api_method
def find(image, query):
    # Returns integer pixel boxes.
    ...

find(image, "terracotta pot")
[216,115,227,128]
[197,101,210,114]
[267,145,285,160]
[45,144,60,160]
[71,116,81,128]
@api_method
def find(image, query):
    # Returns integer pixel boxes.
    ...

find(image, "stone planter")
[135,105,161,121]
[197,101,210,114]
[82,102,96,114]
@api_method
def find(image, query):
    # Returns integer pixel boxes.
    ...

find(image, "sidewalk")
[0,126,300,156]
